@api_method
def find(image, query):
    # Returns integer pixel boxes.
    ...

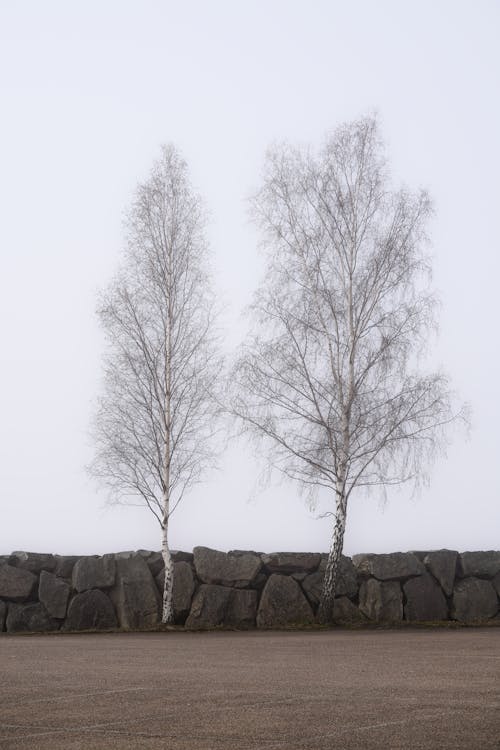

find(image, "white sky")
[0,0,498,556]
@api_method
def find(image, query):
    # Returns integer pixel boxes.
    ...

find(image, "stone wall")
[0,548,499,633]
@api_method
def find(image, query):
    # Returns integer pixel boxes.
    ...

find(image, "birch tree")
[232,117,465,623]
[90,145,221,624]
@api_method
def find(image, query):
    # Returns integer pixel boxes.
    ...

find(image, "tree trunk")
[161,524,174,624]
[317,491,347,624]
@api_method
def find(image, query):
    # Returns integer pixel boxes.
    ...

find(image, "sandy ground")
[0,629,499,749]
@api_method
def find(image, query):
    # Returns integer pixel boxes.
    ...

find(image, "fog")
[0,1,498,556]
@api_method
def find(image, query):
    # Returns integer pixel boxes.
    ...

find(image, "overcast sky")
[0,1,498,557]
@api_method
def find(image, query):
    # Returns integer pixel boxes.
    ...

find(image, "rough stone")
[0,600,6,631]
[302,556,357,606]
[359,579,403,622]
[226,589,258,628]
[193,546,262,588]
[451,577,499,623]
[492,572,500,598]
[155,561,195,623]
[54,555,80,579]
[423,550,458,597]
[6,602,59,633]
[353,552,424,581]
[261,552,321,575]
[111,555,159,629]
[143,551,165,578]
[38,571,70,619]
[403,573,448,622]
[256,574,314,628]
[185,585,232,629]
[72,555,116,592]
[458,551,500,579]
[171,550,194,564]
[9,551,56,574]
[64,590,117,631]
[185,585,257,629]
[332,597,367,625]
[0,565,37,602]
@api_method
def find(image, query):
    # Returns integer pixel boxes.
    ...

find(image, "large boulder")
[226,589,258,628]
[6,602,59,633]
[492,572,500,598]
[353,552,424,581]
[0,565,37,602]
[9,551,56,574]
[38,571,70,619]
[193,547,262,588]
[423,550,458,597]
[72,555,116,592]
[185,584,231,629]
[256,574,314,628]
[64,590,117,631]
[332,597,367,625]
[458,551,500,579]
[261,552,321,575]
[54,555,80,579]
[359,579,403,622]
[155,561,195,623]
[141,551,165,577]
[403,573,448,622]
[302,556,357,605]
[451,578,499,623]
[0,600,6,631]
[185,585,258,629]
[111,555,159,629]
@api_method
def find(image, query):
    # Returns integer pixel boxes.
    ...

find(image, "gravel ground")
[0,629,499,749]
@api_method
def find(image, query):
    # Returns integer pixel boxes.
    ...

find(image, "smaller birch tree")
[90,145,221,624]
[232,117,465,623]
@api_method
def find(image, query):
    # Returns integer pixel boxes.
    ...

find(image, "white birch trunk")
[161,522,174,624]
[317,488,347,624]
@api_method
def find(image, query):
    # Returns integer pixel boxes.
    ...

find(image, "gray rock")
[185,585,257,629]
[359,579,403,622]
[261,552,321,575]
[38,571,70,619]
[72,555,116,592]
[54,555,80,579]
[492,572,500,598]
[451,577,499,623]
[302,556,358,605]
[185,584,232,629]
[423,550,458,597]
[403,573,448,622]
[458,551,500,579]
[171,550,194,564]
[0,555,10,566]
[155,561,195,623]
[143,551,165,577]
[332,597,367,625]
[0,565,37,602]
[9,551,56,574]
[193,546,262,588]
[256,574,314,628]
[226,589,258,628]
[64,590,117,631]
[353,552,425,581]
[111,555,159,629]
[0,600,6,631]
[6,602,59,633]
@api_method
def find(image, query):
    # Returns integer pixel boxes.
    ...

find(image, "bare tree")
[90,145,222,624]
[232,117,466,623]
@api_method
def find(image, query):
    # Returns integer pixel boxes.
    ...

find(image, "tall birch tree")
[232,117,465,623]
[91,145,221,624]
